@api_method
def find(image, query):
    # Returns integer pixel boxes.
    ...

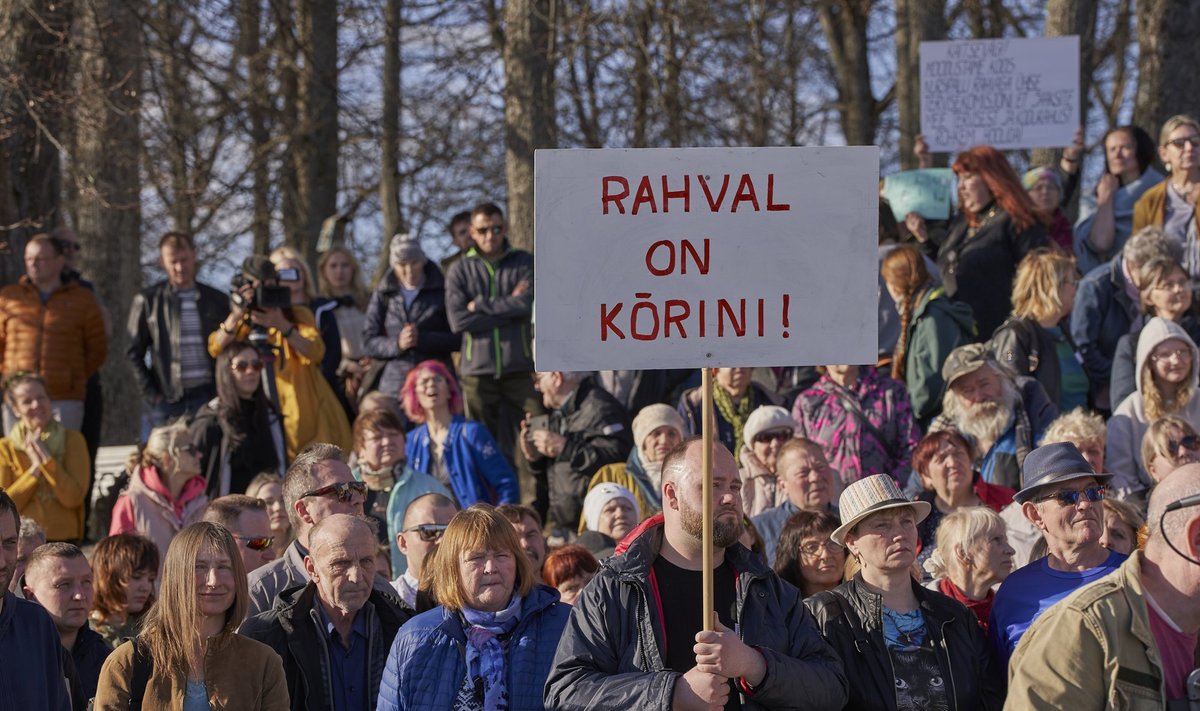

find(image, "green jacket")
[1006,552,1197,710]
[904,286,976,426]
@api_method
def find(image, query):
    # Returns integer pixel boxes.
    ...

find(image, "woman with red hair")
[401,359,519,507]
[937,146,1050,338]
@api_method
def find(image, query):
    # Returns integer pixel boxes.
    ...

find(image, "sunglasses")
[232,359,264,373]
[753,429,792,445]
[473,225,504,236]
[1168,434,1200,453]
[300,481,367,503]
[1165,135,1200,149]
[234,534,274,551]
[402,523,448,542]
[1034,485,1106,507]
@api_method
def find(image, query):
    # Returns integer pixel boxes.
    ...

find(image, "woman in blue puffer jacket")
[377,504,569,711]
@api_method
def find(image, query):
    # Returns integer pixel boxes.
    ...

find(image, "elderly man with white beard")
[929,343,1059,491]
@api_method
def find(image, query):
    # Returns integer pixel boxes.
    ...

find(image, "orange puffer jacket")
[0,279,107,400]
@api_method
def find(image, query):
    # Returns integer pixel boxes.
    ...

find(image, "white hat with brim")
[830,474,932,545]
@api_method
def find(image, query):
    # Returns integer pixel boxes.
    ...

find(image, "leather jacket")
[126,279,228,402]
[806,574,1005,711]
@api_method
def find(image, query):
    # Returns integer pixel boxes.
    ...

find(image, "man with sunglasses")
[988,441,1126,664]
[203,495,277,573]
[445,202,545,513]
[1007,465,1200,710]
[247,444,394,617]
[392,493,458,610]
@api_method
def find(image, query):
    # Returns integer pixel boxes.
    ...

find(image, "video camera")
[230,255,299,311]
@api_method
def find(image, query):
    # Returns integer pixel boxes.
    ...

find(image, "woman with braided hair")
[881,245,976,429]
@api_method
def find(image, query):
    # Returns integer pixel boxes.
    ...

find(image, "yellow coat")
[208,307,351,460]
[0,430,90,540]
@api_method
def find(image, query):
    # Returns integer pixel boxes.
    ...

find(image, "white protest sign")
[533,147,880,371]
[920,36,1080,152]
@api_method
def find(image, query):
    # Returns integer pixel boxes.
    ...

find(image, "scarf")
[712,385,754,465]
[937,577,994,634]
[460,593,523,711]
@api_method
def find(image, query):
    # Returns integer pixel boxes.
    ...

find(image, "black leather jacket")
[545,516,848,711]
[125,280,228,402]
[805,575,1005,711]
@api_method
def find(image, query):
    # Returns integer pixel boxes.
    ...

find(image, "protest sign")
[883,168,955,222]
[533,146,880,371]
[920,36,1080,152]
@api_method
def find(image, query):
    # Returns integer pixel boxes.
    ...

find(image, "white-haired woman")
[922,507,1015,633]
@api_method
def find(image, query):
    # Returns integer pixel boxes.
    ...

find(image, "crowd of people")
[1,117,1199,709]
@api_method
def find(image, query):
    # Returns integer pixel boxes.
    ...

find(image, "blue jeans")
[142,385,215,439]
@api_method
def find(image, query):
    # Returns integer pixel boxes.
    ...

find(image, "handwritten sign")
[883,168,955,222]
[533,147,880,371]
[920,36,1079,152]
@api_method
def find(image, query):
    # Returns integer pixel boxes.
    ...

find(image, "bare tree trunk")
[1030,0,1097,168]
[241,0,272,255]
[1094,0,1133,130]
[661,0,684,147]
[74,0,142,444]
[301,0,339,265]
[275,1,303,250]
[895,0,945,168]
[746,0,770,146]
[818,0,878,146]
[629,0,653,147]
[0,0,74,284]
[1133,0,1200,137]
[380,0,403,241]
[498,0,557,251]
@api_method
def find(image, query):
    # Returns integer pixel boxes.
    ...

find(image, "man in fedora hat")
[988,441,1125,663]
[929,343,1058,491]
[1005,464,1200,709]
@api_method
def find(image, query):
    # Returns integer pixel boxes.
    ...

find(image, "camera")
[230,256,298,311]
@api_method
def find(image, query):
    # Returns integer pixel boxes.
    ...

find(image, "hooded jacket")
[806,576,1005,711]
[904,286,977,426]
[1106,317,1200,499]
[376,584,568,711]
[544,515,848,711]
[108,465,208,565]
[239,582,411,711]
[362,263,459,395]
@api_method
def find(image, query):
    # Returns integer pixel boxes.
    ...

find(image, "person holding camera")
[209,256,352,461]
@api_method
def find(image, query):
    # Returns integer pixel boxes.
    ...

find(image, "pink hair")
[401,360,463,423]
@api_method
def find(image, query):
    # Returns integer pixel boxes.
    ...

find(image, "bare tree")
[1030,0,1097,168]
[381,0,404,240]
[1133,0,1200,137]
[818,0,890,146]
[895,0,945,168]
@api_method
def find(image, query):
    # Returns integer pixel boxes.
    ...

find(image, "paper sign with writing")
[920,36,1080,152]
[533,147,880,371]
[883,168,956,222]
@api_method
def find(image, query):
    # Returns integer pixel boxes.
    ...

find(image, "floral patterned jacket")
[791,368,921,489]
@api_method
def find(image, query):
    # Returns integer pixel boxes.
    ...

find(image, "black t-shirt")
[652,556,741,711]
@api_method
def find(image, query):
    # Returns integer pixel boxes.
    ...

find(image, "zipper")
[480,256,503,379]
[938,617,959,710]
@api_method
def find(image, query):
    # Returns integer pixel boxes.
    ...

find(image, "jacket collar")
[608,514,771,582]
[842,573,959,627]
[381,262,445,295]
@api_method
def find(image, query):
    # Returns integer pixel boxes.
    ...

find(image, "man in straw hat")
[546,438,847,711]
[988,441,1125,664]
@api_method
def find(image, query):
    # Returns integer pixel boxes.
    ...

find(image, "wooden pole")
[701,367,714,631]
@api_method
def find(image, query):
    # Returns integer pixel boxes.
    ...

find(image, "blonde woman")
[1140,415,1200,490]
[922,507,1015,633]
[1106,317,1200,502]
[93,522,288,709]
[316,245,371,408]
[989,248,1086,410]
[1133,114,1200,276]
[269,246,343,392]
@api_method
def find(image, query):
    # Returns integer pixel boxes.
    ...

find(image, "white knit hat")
[743,405,795,444]
[631,404,686,449]
[582,483,639,532]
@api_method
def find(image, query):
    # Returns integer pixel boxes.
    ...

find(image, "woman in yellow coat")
[0,373,90,540]
[208,259,352,461]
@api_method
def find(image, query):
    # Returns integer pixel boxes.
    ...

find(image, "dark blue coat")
[376,584,569,711]
[1070,258,1139,402]
[363,264,459,396]
[0,592,70,710]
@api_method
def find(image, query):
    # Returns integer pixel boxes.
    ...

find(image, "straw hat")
[831,474,931,545]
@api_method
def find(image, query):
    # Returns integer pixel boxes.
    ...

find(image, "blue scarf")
[460,593,523,710]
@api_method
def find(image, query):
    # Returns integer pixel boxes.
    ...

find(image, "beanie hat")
[582,483,639,532]
[389,234,426,265]
[743,405,795,444]
[631,404,686,449]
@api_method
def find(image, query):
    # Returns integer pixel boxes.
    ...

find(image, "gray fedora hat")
[1013,441,1113,504]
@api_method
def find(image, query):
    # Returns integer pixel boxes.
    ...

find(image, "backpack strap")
[125,636,153,710]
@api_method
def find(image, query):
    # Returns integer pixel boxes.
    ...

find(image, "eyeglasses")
[1152,279,1190,293]
[800,540,843,556]
[1165,135,1200,149]
[1167,434,1200,453]
[300,481,367,503]
[233,535,274,551]
[1034,485,1106,507]
[753,429,792,445]
[473,225,504,236]
[231,359,264,373]
[402,523,448,542]
[1151,347,1191,363]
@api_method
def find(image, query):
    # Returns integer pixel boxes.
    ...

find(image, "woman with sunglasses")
[1106,317,1200,503]
[0,372,90,541]
[94,522,289,709]
[792,364,920,493]
[378,504,569,711]
[246,472,293,558]
[1140,415,1200,494]
[402,360,519,508]
[190,341,286,498]
[738,405,795,517]
[110,423,209,566]
[1134,115,1200,277]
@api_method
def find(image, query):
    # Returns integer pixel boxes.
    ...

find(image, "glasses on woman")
[799,540,843,557]
[1165,135,1200,149]
[233,535,274,551]
[1167,434,1200,453]
[1152,278,1190,293]
[1034,485,1106,507]
[1151,347,1191,363]
[402,523,448,542]
[232,359,264,373]
[300,481,367,503]
[753,429,792,445]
